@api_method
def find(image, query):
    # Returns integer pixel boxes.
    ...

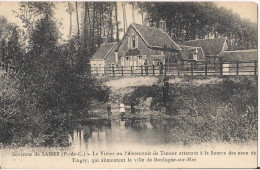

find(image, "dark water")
[70,119,178,150]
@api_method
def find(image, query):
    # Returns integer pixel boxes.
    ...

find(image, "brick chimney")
[159,19,166,33]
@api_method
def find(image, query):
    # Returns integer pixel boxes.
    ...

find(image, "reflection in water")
[69,118,177,151]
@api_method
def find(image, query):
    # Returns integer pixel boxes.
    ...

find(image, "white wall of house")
[90,60,105,74]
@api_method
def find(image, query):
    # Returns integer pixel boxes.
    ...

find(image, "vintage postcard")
[0,1,258,169]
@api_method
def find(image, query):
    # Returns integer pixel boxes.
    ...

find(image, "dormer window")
[193,48,198,61]
[193,53,198,61]
[188,48,198,61]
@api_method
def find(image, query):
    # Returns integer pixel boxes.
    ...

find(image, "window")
[125,57,130,66]
[132,36,136,48]
[128,36,138,49]
[193,53,198,61]
[188,53,193,60]
[137,56,143,66]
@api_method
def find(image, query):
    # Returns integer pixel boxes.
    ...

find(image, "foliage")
[0,3,109,147]
[125,77,258,144]
[136,2,257,50]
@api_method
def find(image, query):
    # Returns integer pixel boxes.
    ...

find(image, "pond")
[70,118,177,151]
[1,118,257,168]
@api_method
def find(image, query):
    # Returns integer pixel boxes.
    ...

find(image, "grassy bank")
[123,77,258,144]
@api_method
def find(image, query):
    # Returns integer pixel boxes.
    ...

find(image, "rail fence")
[1,61,258,77]
[0,62,19,73]
[91,60,258,77]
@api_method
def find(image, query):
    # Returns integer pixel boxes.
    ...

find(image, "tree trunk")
[122,3,126,33]
[75,2,80,37]
[132,3,135,23]
[83,2,90,74]
[68,2,72,39]
[75,1,81,72]
[109,3,113,42]
[115,2,119,42]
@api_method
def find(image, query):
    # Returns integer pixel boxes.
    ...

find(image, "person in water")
[131,101,135,114]
[120,103,125,116]
[107,103,112,118]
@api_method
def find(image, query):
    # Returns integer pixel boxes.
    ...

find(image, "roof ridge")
[223,49,258,52]
[179,44,202,48]
[101,42,117,46]
[103,43,117,60]
[186,37,227,42]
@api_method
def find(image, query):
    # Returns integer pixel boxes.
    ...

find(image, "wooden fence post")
[131,66,133,76]
[205,62,208,77]
[220,61,223,76]
[152,65,155,76]
[191,62,193,77]
[236,61,239,76]
[122,66,124,76]
[164,64,167,76]
[254,60,257,76]
[141,65,143,76]
[5,63,8,72]
[112,66,115,77]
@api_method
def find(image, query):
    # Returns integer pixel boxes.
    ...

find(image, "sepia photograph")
[0,1,258,168]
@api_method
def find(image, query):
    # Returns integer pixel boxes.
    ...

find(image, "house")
[180,37,228,61]
[90,22,229,74]
[117,22,182,68]
[90,39,118,74]
[219,49,258,75]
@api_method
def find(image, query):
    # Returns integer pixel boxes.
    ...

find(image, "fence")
[91,60,258,77]
[0,62,19,73]
[1,60,258,77]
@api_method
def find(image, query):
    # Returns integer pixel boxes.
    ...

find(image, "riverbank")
[90,76,257,144]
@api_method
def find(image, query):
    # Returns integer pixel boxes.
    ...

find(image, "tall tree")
[115,2,119,42]
[66,2,74,39]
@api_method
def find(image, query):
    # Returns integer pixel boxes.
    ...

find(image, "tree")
[66,2,74,39]
[136,2,257,50]
[7,27,22,65]
[115,2,119,42]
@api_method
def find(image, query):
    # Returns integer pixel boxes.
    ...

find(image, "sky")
[0,1,258,40]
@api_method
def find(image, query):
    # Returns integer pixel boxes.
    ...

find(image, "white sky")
[0,1,257,40]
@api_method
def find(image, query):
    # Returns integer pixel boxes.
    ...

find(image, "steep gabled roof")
[180,37,227,57]
[179,45,205,61]
[220,49,258,61]
[131,23,182,51]
[92,42,118,60]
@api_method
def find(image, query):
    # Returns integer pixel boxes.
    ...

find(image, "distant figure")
[131,101,136,114]
[144,60,148,75]
[107,103,112,118]
[120,103,125,116]
[163,78,169,105]
[159,62,163,75]
[107,119,111,129]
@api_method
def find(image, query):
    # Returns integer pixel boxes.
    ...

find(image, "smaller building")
[178,45,205,61]
[90,41,118,75]
[180,37,228,61]
[219,49,258,75]
[220,49,258,62]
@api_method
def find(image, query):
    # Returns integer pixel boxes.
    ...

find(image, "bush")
[124,77,258,144]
